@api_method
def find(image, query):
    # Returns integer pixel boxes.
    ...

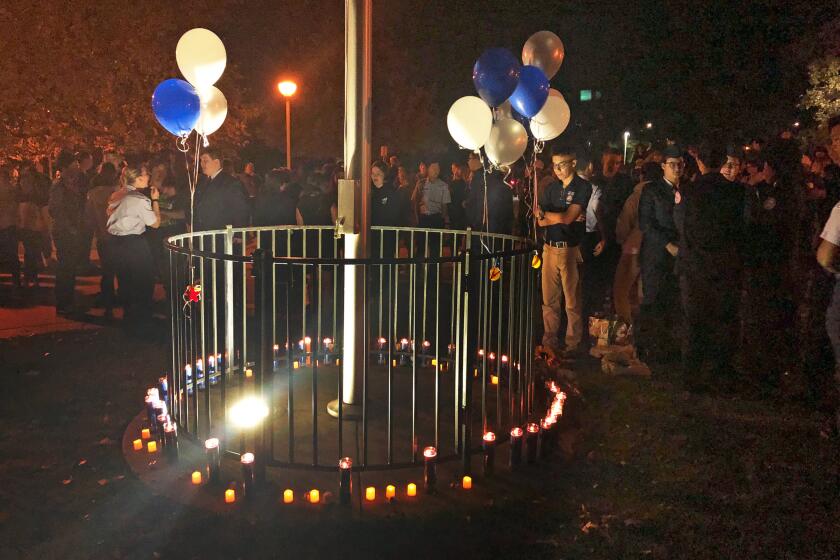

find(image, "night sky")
[2,0,836,160]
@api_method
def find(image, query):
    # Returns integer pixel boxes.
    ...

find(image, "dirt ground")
[1,283,839,559]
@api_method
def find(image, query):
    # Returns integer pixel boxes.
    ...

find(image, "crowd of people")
[1,120,840,432]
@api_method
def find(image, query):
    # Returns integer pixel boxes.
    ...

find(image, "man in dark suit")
[678,143,746,391]
[192,148,250,368]
[465,153,513,235]
[194,148,250,231]
[637,146,684,366]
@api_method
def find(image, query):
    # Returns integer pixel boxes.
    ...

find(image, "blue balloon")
[472,48,521,108]
[151,79,201,137]
[509,65,550,118]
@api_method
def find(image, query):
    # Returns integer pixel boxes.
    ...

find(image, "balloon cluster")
[152,28,229,142]
[447,31,570,167]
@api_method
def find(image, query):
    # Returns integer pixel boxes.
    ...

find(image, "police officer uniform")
[107,186,158,327]
[638,170,681,363]
[539,173,593,353]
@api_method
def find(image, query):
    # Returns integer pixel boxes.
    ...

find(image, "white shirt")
[820,202,840,246]
[420,178,451,216]
[585,182,602,233]
[106,186,157,236]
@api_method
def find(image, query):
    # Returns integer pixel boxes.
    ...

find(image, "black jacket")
[466,171,513,235]
[677,172,745,281]
[193,171,250,231]
[639,177,679,303]
[371,184,411,228]
[253,187,298,227]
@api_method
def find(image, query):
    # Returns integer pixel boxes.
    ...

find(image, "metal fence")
[165,225,538,472]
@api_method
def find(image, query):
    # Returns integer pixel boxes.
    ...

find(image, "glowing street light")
[277,80,298,168]
[623,130,631,164]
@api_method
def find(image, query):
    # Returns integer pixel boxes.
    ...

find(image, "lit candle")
[147,441,157,453]
[141,428,151,440]
[423,446,438,494]
[309,489,320,503]
[462,475,472,490]
[191,471,202,485]
[540,418,554,460]
[377,336,386,364]
[304,336,312,354]
[245,368,253,378]
[163,422,178,461]
[225,488,236,503]
[324,337,334,364]
[483,431,496,476]
[273,344,280,368]
[241,453,255,498]
[385,485,395,499]
[509,426,523,469]
[293,361,299,370]
[431,359,437,366]
[205,437,221,484]
[157,377,168,402]
[392,359,398,367]
[184,364,193,395]
[490,375,499,385]
[407,483,417,497]
[132,439,142,451]
[144,395,156,430]
[525,423,540,464]
[339,457,352,505]
[283,489,294,503]
[365,487,376,501]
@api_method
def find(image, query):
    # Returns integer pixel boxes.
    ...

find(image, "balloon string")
[477,150,491,255]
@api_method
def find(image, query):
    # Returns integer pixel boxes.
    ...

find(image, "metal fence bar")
[166,225,534,470]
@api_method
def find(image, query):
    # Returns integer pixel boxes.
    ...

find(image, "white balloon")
[485,118,528,167]
[447,96,493,151]
[195,86,228,136]
[530,89,570,142]
[176,28,227,90]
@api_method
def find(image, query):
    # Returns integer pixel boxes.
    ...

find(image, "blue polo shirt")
[539,174,593,246]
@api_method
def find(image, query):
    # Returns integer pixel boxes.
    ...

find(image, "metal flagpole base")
[327,399,362,419]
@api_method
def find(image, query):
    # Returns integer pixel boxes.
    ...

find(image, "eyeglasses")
[553,160,575,170]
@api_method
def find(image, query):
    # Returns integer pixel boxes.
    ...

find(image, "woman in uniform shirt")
[106,159,160,331]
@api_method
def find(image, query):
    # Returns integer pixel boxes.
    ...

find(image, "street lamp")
[277,80,298,168]
[623,131,631,164]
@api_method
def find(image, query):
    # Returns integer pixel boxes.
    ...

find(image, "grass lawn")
[1,327,838,559]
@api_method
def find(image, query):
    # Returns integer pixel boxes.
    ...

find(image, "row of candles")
[134,384,179,461]
[191,384,565,507]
